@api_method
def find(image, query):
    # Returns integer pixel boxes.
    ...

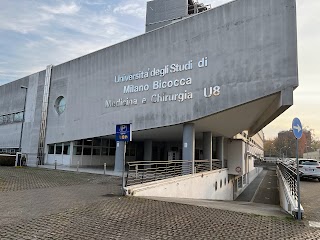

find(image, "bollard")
[104,163,106,175]
[54,160,57,170]
[77,161,79,172]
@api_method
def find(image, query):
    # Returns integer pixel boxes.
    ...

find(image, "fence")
[277,161,299,201]
[126,159,223,186]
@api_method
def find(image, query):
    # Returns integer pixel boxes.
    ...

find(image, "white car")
[298,159,320,181]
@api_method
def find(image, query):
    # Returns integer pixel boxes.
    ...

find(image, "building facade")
[0,0,298,177]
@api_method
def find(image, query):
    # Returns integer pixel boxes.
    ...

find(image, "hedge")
[0,155,16,166]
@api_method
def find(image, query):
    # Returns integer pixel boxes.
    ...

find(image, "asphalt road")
[300,178,320,222]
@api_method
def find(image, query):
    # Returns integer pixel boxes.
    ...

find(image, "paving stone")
[0,167,320,239]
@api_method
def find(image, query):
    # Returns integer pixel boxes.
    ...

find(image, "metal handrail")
[277,161,300,201]
[126,159,223,187]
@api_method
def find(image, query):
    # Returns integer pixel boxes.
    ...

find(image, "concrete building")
[0,0,298,196]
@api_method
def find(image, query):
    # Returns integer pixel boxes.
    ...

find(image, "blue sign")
[116,124,132,142]
[292,118,303,139]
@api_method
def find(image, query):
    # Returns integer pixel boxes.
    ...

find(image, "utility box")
[227,140,246,175]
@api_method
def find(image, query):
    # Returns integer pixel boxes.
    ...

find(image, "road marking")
[309,221,320,228]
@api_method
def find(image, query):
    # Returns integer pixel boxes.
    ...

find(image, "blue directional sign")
[115,124,132,142]
[292,118,303,139]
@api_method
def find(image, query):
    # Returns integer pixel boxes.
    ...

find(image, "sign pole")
[122,142,127,195]
[296,138,301,220]
[115,123,132,196]
[292,117,302,220]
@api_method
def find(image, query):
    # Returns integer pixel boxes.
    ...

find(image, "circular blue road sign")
[292,118,303,139]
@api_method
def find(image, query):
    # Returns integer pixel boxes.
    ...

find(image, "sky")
[0,0,318,140]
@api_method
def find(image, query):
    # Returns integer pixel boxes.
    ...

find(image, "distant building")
[303,149,320,160]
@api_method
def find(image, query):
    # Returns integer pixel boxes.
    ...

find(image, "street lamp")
[279,146,286,160]
[269,143,274,157]
[19,86,28,158]
[285,147,291,158]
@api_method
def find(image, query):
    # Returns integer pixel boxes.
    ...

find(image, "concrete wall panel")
[42,0,298,145]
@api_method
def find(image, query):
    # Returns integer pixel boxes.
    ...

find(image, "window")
[55,96,66,115]
[8,114,13,123]
[92,148,101,155]
[74,146,82,155]
[63,144,70,155]
[93,138,101,146]
[109,148,116,156]
[102,138,109,147]
[84,139,92,146]
[83,147,92,155]
[0,116,3,124]
[110,140,116,148]
[2,115,7,124]
[14,112,23,122]
[74,140,82,146]
[101,148,108,155]
[56,144,62,154]
[48,145,55,154]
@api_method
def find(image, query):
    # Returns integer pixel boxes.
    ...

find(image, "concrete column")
[114,141,125,172]
[183,123,195,174]
[143,140,152,161]
[69,141,74,166]
[203,132,212,160]
[203,132,212,169]
[217,136,225,168]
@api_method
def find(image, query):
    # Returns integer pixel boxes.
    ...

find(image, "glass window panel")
[93,138,101,146]
[110,140,116,148]
[83,147,92,155]
[101,148,108,155]
[8,114,13,123]
[92,148,101,155]
[48,145,55,154]
[101,138,109,147]
[56,145,62,154]
[63,145,70,155]
[84,139,92,146]
[73,146,82,155]
[55,97,66,115]
[14,112,23,122]
[74,140,83,146]
[14,113,19,122]
[109,148,115,156]
[3,116,7,123]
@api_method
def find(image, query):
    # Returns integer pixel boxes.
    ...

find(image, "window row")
[0,148,19,154]
[74,138,117,148]
[0,112,24,125]
[48,141,136,157]
[48,143,70,155]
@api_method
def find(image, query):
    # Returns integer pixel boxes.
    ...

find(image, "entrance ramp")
[125,168,234,201]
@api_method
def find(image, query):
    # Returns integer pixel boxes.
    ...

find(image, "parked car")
[298,159,320,181]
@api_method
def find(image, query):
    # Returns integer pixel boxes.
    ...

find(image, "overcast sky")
[0,0,318,140]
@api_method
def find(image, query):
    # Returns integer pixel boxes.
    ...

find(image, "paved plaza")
[0,167,319,240]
